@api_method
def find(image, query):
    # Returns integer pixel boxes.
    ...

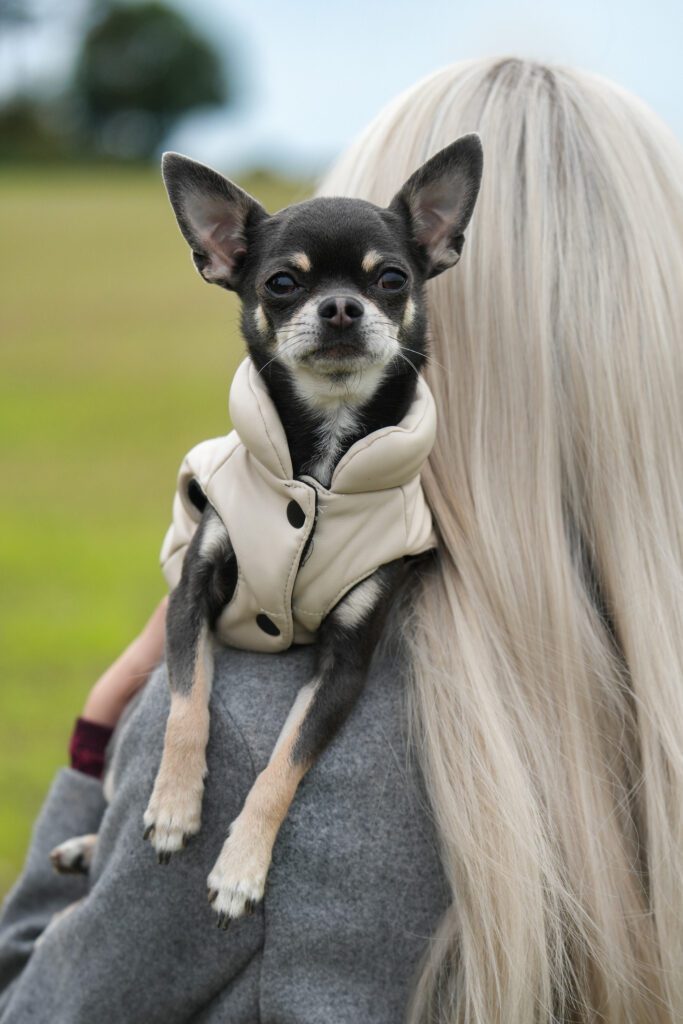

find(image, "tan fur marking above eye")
[290,251,312,273]
[362,249,382,273]
[254,303,269,335]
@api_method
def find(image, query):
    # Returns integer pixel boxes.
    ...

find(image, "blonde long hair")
[320,58,683,1022]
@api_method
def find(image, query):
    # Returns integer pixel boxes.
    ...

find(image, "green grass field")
[0,165,310,897]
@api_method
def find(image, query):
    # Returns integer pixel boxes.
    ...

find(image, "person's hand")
[81,596,168,728]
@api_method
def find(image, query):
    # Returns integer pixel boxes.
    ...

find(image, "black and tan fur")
[53,136,483,925]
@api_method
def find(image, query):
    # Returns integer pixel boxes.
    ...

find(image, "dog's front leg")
[207,561,403,924]
[144,505,235,862]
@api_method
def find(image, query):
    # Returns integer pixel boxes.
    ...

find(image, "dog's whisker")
[390,352,421,381]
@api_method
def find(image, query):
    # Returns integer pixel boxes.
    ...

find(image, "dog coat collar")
[161,357,437,652]
[228,358,438,494]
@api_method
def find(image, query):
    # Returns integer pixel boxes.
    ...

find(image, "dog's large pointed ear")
[389,133,483,279]
[161,152,266,290]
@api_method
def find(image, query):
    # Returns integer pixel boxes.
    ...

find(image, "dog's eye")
[266,273,300,296]
[377,269,408,291]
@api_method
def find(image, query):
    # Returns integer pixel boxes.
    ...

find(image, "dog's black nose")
[317,296,364,328]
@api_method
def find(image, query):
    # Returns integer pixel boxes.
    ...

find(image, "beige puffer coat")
[160,358,437,652]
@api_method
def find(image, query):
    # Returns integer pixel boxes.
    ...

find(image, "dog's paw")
[49,834,97,875]
[143,782,204,863]
[206,816,272,927]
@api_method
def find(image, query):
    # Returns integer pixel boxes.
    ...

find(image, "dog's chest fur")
[303,404,361,487]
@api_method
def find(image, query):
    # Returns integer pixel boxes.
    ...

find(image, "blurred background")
[0,0,681,897]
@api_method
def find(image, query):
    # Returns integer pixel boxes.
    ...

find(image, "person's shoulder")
[107,645,319,787]
[108,628,408,794]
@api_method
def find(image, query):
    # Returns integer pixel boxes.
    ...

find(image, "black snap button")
[286,499,306,529]
[187,477,208,512]
[256,614,281,637]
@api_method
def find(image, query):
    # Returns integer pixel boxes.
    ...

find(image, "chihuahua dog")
[51,135,482,927]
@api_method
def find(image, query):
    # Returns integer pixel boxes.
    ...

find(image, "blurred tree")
[0,98,71,160]
[73,1,228,159]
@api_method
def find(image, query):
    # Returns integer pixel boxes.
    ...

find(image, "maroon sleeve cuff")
[69,717,114,779]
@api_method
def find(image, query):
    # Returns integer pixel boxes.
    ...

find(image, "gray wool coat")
[0,640,449,1024]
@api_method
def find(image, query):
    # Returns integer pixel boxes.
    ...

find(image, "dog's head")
[162,136,482,410]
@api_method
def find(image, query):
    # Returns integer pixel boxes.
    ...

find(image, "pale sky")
[2,0,681,173]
